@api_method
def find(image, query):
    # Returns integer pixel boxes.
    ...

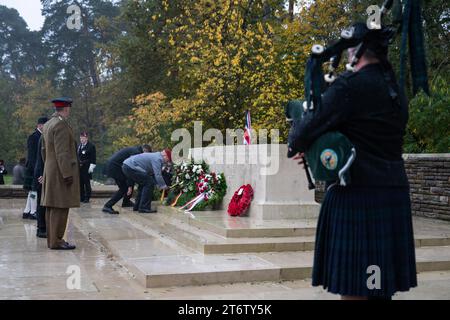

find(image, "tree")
[404,76,450,153]
[0,5,48,84]
[125,0,289,144]
[40,0,121,162]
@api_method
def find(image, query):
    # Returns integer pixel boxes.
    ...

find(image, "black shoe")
[36,230,47,238]
[102,206,119,215]
[28,213,37,220]
[22,212,30,219]
[51,241,76,250]
[138,209,157,214]
[122,201,135,208]
[133,207,139,212]
[83,199,90,203]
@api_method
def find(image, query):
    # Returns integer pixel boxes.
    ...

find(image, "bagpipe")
[285,0,429,189]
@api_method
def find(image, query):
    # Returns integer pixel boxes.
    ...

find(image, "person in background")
[77,132,96,203]
[12,158,26,185]
[0,160,7,185]
[122,149,171,213]
[23,117,48,219]
[102,144,152,214]
[34,136,47,238]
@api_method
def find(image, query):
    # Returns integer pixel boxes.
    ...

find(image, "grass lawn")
[2,175,13,185]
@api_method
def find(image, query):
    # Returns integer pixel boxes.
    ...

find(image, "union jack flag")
[243,110,252,145]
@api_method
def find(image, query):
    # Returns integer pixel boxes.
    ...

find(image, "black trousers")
[79,165,92,201]
[35,184,46,233]
[104,165,133,208]
[122,164,155,211]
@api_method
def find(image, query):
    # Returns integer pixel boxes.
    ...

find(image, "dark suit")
[24,129,41,191]
[34,136,46,233]
[77,141,96,201]
[104,146,143,208]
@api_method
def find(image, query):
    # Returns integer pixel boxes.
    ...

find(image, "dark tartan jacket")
[289,63,409,187]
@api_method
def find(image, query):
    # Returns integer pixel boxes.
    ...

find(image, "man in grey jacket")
[122,149,171,213]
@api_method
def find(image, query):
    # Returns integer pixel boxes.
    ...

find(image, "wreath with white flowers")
[165,161,227,211]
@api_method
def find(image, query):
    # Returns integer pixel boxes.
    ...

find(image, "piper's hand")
[64,176,73,185]
[127,187,133,196]
[88,163,96,174]
[38,176,44,184]
[293,152,306,167]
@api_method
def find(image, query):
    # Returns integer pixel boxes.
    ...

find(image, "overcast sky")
[0,0,45,31]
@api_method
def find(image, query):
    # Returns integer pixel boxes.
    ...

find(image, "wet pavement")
[1,198,450,300]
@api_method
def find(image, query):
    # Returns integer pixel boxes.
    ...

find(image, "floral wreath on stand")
[164,161,227,212]
[227,184,254,217]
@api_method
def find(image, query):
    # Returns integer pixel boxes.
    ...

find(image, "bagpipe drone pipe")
[285,0,429,188]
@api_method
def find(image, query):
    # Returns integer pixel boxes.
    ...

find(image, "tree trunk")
[289,0,295,21]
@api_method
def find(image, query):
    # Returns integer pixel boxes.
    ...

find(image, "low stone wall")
[314,154,450,221]
[0,185,117,199]
[405,154,450,221]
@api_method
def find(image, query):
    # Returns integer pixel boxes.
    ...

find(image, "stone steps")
[86,203,450,288]
[119,207,317,254]
[110,244,450,288]
[156,205,318,238]
[118,205,450,255]
[0,185,116,199]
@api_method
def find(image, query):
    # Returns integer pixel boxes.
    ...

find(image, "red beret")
[164,148,172,162]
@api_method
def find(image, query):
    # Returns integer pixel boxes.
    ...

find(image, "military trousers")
[79,165,92,201]
[104,164,133,208]
[45,207,69,249]
[122,164,155,211]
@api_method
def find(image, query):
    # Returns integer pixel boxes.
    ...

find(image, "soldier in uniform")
[41,97,79,250]
[77,132,96,203]
[102,144,152,214]
[22,117,48,219]
[288,23,417,299]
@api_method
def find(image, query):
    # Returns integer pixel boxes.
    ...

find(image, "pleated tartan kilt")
[312,184,417,298]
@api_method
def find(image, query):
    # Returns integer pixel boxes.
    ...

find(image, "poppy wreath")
[227,184,254,217]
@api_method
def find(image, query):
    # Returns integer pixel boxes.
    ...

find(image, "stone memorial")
[189,144,320,220]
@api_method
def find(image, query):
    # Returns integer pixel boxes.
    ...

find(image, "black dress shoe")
[133,207,139,212]
[102,206,119,214]
[36,230,47,238]
[28,213,37,220]
[22,212,30,219]
[138,209,157,214]
[122,201,135,208]
[51,242,76,250]
[83,199,90,203]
